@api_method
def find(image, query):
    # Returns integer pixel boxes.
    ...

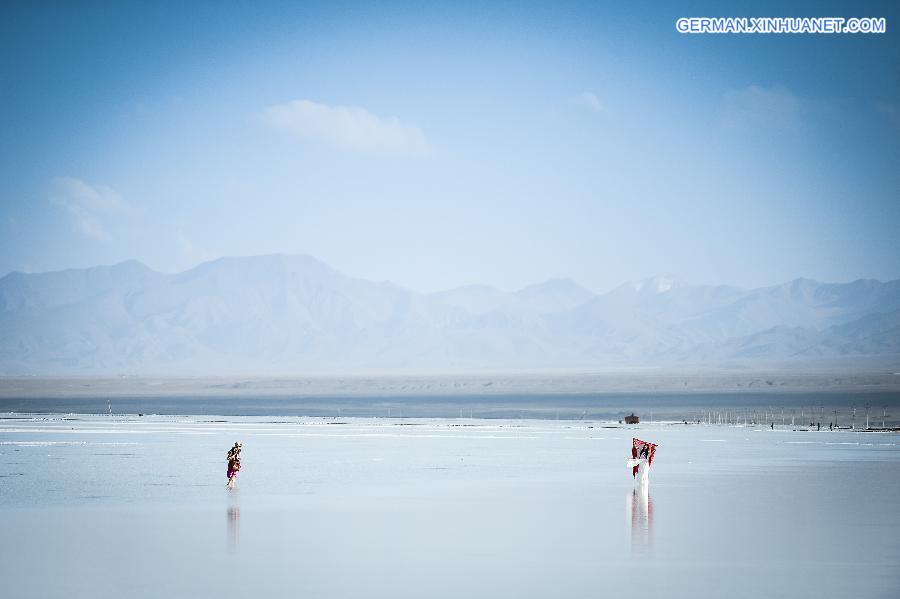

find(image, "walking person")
[226,442,242,490]
[626,438,658,489]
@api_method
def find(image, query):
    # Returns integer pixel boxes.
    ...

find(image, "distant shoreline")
[2,371,899,398]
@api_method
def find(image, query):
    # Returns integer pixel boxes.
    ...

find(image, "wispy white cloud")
[263,99,431,155]
[569,91,605,113]
[49,177,132,241]
[720,85,803,131]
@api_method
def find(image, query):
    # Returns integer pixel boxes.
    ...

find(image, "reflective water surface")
[1,415,898,598]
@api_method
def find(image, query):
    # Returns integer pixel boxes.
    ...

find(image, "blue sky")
[1,1,898,292]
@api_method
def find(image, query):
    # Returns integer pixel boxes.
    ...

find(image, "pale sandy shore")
[1,370,899,398]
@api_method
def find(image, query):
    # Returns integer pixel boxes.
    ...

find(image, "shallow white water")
[1,415,898,598]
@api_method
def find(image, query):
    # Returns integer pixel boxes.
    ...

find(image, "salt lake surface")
[1,414,898,598]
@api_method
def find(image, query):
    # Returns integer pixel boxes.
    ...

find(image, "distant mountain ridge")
[1,254,898,374]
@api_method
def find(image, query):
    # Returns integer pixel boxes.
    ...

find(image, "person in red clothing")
[226,442,242,490]
[627,438,657,488]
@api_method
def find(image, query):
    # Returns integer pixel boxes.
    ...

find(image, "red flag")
[631,438,658,477]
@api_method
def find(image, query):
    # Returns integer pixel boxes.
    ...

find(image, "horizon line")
[1,252,897,296]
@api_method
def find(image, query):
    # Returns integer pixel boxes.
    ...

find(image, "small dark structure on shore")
[624,413,640,424]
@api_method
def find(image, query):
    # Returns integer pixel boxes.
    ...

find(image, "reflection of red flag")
[632,438,658,477]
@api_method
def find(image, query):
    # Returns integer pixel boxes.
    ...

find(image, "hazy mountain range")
[1,254,898,374]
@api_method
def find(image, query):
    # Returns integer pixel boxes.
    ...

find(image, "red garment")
[631,438,658,477]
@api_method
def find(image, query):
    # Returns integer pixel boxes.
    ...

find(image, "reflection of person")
[227,505,240,549]
[628,486,652,553]
[226,442,242,490]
